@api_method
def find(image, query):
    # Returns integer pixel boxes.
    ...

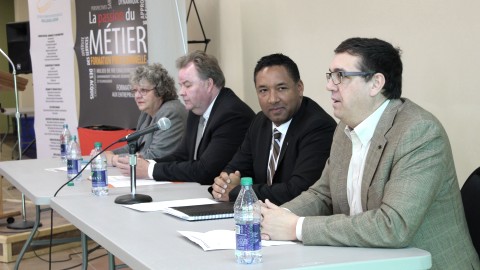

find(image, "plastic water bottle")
[90,142,108,196]
[67,135,82,182]
[60,124,71,163]
[234,177,262,264]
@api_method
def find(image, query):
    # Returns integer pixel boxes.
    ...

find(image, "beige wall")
[13,0,479,186]
[188,0,480,187]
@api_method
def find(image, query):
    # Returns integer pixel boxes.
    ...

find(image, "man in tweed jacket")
[261,37,480,270]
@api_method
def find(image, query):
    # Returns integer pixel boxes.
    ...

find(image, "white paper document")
[178,230,297,251]
[123,198,219,212]
[45,165,89,172]
[108,175,171,188]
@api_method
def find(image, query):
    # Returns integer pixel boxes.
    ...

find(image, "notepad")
[164,202,234,221]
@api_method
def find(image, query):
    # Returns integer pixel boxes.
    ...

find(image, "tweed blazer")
[113,99,187,159]
[282,98,480,270]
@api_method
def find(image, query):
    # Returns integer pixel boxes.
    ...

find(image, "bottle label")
[67,159,80,175]
[61,143,66,155]
[235,223,261,251]
[92,170,107,187]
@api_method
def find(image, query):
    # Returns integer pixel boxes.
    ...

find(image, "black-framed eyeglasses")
[130,88,155,96]
[326,71,375,85]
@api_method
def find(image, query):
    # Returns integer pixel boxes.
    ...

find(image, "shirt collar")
[272,118,292,135]
[202,93,219,122]
[345,99,390,145]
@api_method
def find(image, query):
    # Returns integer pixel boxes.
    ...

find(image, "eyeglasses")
[326,71,375,85]
[130,88,155,96]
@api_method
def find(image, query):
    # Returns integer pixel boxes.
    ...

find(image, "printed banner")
[75,0,148,129]
[28,0,77,159]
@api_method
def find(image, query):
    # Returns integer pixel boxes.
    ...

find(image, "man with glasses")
[261,38,480,269]
[210,53,336,205]
[116,51,255,184]
[106,63,187,165]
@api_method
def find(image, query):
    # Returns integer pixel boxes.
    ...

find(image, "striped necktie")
[267,129,281,186]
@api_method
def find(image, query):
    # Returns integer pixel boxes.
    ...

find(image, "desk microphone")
[118,117,171,142]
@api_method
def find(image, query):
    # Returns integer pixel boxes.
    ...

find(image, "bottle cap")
[71,135,77,141]
[67,182,74,186]
[94,142,102,148]
[241,177,253,186]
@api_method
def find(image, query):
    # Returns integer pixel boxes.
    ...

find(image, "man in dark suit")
[210,53,336,205]
[117,51,255,184]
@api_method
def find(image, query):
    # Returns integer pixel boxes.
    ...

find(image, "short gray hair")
[130,63,178,101]
[176,50,225,88]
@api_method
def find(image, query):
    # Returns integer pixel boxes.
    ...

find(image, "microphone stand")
[114,141,152,204]
[0,48,36,229]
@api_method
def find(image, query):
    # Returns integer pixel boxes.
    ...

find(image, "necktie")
[194,116,205,160]
[267,129,281,185]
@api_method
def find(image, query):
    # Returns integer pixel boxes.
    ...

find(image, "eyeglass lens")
[326,72,342,85]
[131,88,153,95]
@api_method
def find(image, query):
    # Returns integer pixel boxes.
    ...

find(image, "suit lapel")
[142,114,156,149]
[260,121,273,181]
[277,130,289,169]
[276,98,306,174]
[135,113,151,151]
[361,99,402,210]
[194,89,227,157]
[333,126,352,214]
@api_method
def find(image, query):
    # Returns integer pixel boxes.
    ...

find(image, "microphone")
[119,117,171,142]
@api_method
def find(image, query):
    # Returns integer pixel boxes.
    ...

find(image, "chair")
[77,127,134,156]
[461,167,480,257]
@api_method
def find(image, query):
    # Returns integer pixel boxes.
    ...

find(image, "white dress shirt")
[344,99,389,215]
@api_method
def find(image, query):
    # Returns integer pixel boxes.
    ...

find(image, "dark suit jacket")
[283,99,480,269]
[152,88,255,184]
[224,97,336,205]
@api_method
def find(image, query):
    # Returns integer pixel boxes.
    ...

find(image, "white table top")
[0,158,195,205]
[0,158,431,269]
[51,185,432,270]
[0,158,90,205]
